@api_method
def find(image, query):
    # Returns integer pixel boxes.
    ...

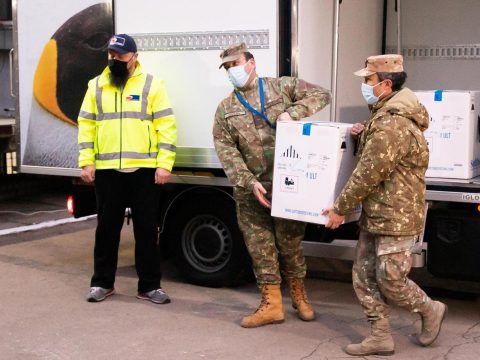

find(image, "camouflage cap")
[354,54,404,77]
[219,42,248,69]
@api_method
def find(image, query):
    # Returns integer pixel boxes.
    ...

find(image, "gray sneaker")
[86,287,115,302]
[136,288,171,304]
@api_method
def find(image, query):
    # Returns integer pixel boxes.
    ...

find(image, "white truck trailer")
[8,0,480,288]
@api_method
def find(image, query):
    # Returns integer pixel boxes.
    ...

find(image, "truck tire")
[167,194,251,287]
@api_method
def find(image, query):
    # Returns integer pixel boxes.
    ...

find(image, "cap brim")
[219,54,243,69]
[354,68,376,77]
[107,45,130,54]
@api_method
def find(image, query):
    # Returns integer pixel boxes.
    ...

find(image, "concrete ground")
[1,218,480,360]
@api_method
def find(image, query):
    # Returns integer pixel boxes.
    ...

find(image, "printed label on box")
[280,174,298,193]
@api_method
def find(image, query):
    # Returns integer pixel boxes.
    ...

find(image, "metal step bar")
[303,239,426,268]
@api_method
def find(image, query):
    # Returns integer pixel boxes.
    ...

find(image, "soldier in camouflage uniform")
[323,54,447,356]
[212,43,330,328]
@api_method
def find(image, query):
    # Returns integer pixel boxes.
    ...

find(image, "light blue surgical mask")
[227,64,252,88]
[361,81,385,105]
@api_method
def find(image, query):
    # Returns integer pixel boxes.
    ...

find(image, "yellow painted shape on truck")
[33,39,76,126]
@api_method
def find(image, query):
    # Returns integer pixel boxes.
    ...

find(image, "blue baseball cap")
[107,34,137,54]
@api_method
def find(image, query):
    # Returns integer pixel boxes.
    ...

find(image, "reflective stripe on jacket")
[78,62,177,171]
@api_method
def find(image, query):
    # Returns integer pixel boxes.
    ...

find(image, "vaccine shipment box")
[415,90,480,179]
[271,121,360,225]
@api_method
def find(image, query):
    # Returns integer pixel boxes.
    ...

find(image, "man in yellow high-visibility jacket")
[78,34,177,304]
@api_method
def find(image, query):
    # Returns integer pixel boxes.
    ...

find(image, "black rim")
[181,214,233,273]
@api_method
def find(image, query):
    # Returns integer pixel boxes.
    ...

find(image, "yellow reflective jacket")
[78,62,177,171]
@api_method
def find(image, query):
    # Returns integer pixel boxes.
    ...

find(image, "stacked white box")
[415,90,480,179]
[271,121,360,225]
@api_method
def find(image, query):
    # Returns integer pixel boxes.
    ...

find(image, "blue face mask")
[361,81,385,105]
[227,64,252,88]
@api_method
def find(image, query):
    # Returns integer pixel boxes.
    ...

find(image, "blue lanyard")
[234,78,275,129]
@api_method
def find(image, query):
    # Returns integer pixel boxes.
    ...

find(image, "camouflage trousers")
[352,231,430,321]
[235,191,307,285]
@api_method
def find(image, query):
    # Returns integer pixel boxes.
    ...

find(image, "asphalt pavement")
[1,211,480,359]
[0,176,74,232]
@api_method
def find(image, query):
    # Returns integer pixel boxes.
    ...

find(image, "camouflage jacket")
[334,88,430,236]
[213,76,330,193]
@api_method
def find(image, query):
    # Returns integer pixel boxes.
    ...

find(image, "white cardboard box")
[271,121,360,225]
[415,90,480,179]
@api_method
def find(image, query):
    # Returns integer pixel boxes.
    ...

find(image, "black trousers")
[91,168,161,293]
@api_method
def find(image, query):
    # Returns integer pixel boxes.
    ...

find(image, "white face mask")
[227,64,252,88]
[361,81,385,105]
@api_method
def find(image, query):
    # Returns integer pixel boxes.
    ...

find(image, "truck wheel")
[168,196,251,287]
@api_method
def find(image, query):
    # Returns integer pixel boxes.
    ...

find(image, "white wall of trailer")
[117,0,385,165]
[114,0,278,168]
[386,0,480,91]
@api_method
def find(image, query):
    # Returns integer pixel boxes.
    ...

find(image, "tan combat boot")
[345,318,395,356]
[418,300,448,346]
[240,284,284,328]
[288,278,315,321]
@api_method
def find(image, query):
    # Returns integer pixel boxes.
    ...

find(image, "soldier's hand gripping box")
[271,121,360,225]
[415,90,480,179]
